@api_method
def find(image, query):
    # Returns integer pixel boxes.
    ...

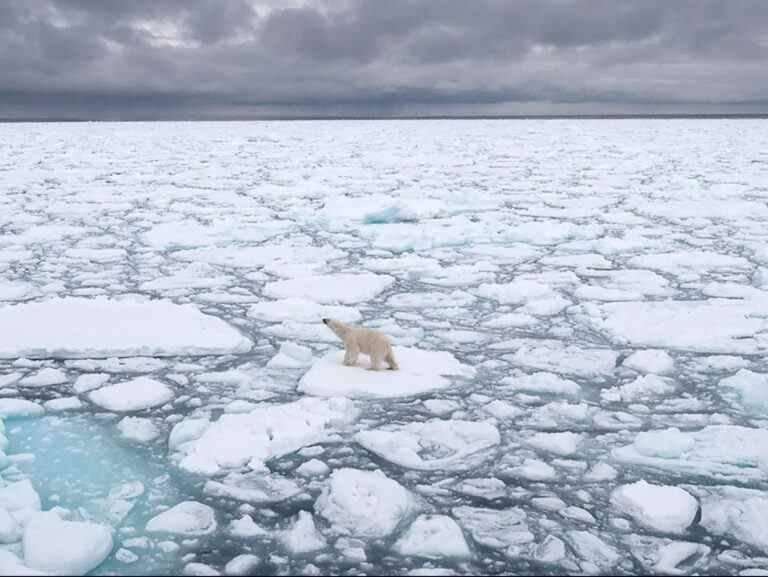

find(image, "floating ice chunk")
[355,419,500,471]
[697,486,768,553]
[295,459,330,478]
[23,516,113,575]
[613,426,768,481]
[541,254,612,269]
[483,312,537,328]
[0,298,252,359]
[299,347,474,399]
[583,462,618,482]
[506,459,557,481]
[524,401,593,430]
[623,350,675,374]
[601,374,675,403]
[280,511,326,554]
[482,400,523,420]
[315,468,413,538]
[43,397,83,412]
[73,373,110,393]
[174,242,343,273]
[203,471,302,504]
[628,251,751,279]
[624,535,710,575]
[501,372,581,397]
[0,372,21,387]
[115,548,138,564]
[387,290,476,309]
[502,340,618,377]
[579,299,768,354]
[267,342,314,369]
[720,369,768,416]
[224,554,261,576]
[229,515,268,538]
[394,515,471,559]
[19,368,67,388]
[560,506,596,524]
[89,377,174,412]
[0,480,41,518]
[451,478,507,501]
[527,432,582,456]
[477,280,555,305]
[248,298,361,324]
[117,417,160,443]
[0,399,44,419]
[452,506,532,549]
[183,562,221,576]
[566,530,620,572]
[610,480,698,534]
[691,355,749,372]
[264,274,393,304]
[423,399,460,416]
[173,398,357,475]
[146,502,217,536]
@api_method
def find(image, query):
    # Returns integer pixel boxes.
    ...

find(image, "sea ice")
[264,273,394,304]
[23,515,113,575]
[172,397,358,475]
[280,511,326,554]
[248,298,361,324]
[88,377,174,412]
[355,419,500,471]
[394,515,471,559]
[622,350,675,374]
[266,342,314,369]
[146,501,217,536]
[299,347,474,399]
[0,297,252,358]
[18,368,68,388]
[0,399,44,419]
[117,416,160,443]
[610,480,699,534]
[315,468,413,538]
[719,369,768,416]
[613,426,768,481]
[452,506,532,549]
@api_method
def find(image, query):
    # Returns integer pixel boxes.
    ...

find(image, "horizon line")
[2,113,768,123]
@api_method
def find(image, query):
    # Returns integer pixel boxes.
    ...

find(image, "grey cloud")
[1,0,767,118]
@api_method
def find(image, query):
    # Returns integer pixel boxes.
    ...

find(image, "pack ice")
[3,119,768,576]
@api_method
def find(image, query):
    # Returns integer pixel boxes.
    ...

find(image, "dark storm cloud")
[1,0,767,118]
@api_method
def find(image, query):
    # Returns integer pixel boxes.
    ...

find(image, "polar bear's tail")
[385,348,399,371]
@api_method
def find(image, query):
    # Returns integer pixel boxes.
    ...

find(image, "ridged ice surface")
[0,120,767,575]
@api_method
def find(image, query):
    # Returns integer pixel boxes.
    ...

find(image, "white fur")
[322,318,399,371]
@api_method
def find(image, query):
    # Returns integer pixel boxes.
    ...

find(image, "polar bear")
[322,318,399,371]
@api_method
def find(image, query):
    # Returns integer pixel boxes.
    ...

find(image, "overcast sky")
[1,0,767,118]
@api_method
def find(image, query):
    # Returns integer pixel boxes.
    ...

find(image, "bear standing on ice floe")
[322,318,399,371]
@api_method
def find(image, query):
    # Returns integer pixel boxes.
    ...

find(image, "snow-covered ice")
[0,298,252,358]
[3,119,768,575]
[88,377,174,412]
[315,468,413,538]
[355,419,500,471]
[610,480,699,534]
[299,347,474,398]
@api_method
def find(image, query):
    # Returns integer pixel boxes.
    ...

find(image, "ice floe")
[0,298,252,358]
[299,347,474,399]
[355,419,500,471]
[315,468,413,538]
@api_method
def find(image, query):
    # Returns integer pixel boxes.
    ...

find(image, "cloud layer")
[2,0,767,118]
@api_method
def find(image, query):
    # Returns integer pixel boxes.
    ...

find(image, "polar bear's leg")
[343,337,359,366]
[385,347,399,371]
[368,349,382,371]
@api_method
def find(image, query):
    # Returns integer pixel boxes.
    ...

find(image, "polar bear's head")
[322,318,349,339]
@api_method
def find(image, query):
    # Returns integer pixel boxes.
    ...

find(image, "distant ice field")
[0,119,767,575]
